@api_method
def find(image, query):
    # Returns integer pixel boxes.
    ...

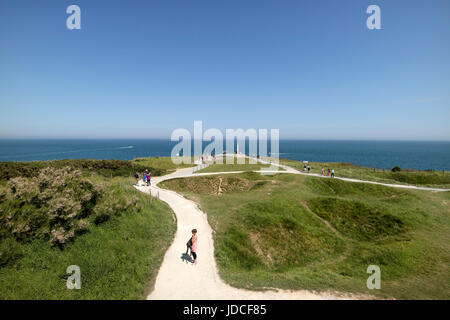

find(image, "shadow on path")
[181,252,194,264]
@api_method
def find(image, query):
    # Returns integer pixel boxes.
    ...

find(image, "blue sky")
[0,0,449,140]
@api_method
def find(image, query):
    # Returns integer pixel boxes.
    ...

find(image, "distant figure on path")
[321,168,325,176]
[303,164,307,171]
[307,165,311,173]
[191,229,198,264]
[327,169,331,176]
[143,173,147,185]
[146,172,151,186]
[134,172,140,185]
[331,169,335,178]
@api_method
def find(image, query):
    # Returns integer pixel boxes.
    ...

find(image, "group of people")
[303,164,335,177]
[134,169,152,186]
[321,167,335,178]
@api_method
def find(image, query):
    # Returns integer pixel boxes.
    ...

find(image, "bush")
[392,166,402,172]
[0,167,138,251]
[0,159,166,181]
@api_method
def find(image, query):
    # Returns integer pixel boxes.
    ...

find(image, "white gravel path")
[136,157,446,300]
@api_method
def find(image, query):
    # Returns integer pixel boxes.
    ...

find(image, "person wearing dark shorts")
[191,229,198,264]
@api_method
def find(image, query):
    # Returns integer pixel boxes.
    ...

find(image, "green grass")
[307,198,405,241]
[280,158,450,189]
[196,156,279,174]
[0,156,195,182]
[161,173,450,299]
[132,156,194,173]
[0,170,176,299]
[0,159,167,181]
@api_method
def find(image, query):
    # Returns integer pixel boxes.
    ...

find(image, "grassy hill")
[161,171,450,299]
[195,156,279,174]
[280,158,450,189]
[0,158,178,299]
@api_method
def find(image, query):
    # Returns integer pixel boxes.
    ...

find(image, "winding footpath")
[135,157,448,300]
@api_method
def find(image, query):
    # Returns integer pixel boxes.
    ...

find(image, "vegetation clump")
[0,166,138,262]
[0,157,180,299]
[0,159,166,181]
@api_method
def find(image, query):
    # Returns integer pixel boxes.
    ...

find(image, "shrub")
[392,166,402,172]
[0,166,138,251]
[0,159,166,181]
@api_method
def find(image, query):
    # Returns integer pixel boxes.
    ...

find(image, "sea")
[0,139,449,171]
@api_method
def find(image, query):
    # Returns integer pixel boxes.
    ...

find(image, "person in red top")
[191,229,198,264]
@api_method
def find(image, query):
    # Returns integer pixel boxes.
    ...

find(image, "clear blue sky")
[0,0,449,140]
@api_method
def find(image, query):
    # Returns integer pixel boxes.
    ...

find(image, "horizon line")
[0,137,450,142]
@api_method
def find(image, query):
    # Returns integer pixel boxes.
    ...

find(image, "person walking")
[143,173,147,185]
[147,171,151,186]
[321,168,325,176]
[134,172,140,185]
[186,234,192,256]
[307,165,311,173]
[331,169,335,178]
[327,169,331,176]
[191,229,198,264]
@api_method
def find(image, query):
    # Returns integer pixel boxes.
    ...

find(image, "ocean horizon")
[1,139,449,171]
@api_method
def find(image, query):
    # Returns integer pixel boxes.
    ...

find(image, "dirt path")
[251,156,450,192]
[136,157,449,299]
[136,158,448,299]
[136,165,375,300]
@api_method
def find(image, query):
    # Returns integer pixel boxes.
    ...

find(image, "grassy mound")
[380,170,450,186]
[0,159,176,299]
[216,199,345,272]
[160,175,267,195]
[306,177,412,198]
[0,177,175,299]
[162,172,450,298]
[132,156,194,172]
[195,156,274,174]
[307,197,404,241]
[0,167,137,258]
